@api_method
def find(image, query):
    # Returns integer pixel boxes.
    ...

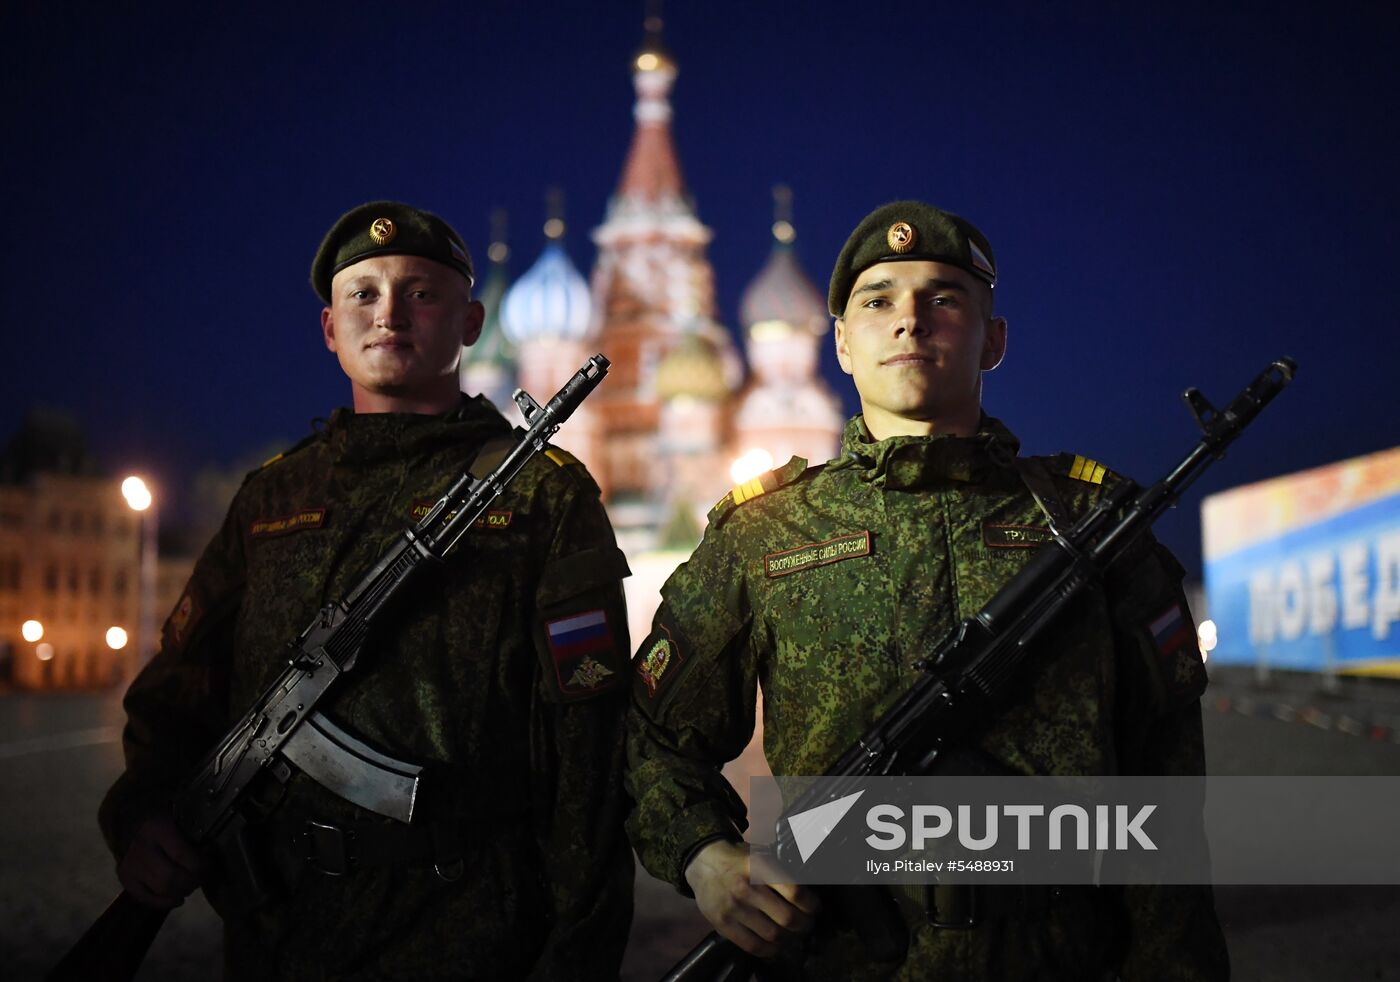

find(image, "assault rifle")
[50,355,611,982]
[661,358,1297,982]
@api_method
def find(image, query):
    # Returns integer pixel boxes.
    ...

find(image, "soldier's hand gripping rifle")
[661,358,1297,982]
[50,355,611,982]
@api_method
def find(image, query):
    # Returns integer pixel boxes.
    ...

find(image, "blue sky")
[6,1,1397,572]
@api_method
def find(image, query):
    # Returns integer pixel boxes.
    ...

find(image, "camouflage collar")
[323,395,510,465]
[831,414,1021,489]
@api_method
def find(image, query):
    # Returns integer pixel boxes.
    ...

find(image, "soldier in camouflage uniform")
[100,202,633,980]
[626,201,1229,980]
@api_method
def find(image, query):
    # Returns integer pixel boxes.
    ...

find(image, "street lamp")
[21,619,43,643]
[106,626,129,650]
[121,475,157,675]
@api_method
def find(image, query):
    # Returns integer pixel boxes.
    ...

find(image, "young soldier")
[627,201,1229,980]
[101,202,634,979]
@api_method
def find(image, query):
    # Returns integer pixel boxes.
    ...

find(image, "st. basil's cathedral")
[459,22,844,558]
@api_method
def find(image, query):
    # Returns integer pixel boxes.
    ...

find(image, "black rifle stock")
[661,358,1297,982]
[50,355,611,982]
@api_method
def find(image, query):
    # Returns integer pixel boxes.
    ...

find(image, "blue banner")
[1204,493,1400,672]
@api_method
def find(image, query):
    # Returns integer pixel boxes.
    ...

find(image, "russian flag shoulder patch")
[543,609,621,699]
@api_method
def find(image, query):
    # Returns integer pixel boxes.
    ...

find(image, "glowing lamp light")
[121,476,153,512]
[106,627,129,650]
[636,52,659,71]
[730,449,775,485]
[1198,619,1218,659]
[36,642,54,661]
[21,619,43,643]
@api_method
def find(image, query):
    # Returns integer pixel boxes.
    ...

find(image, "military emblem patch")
[569,656,616,691]
[764,531,871,578]
[637,627,684,699]
[983,524,1053,548]
[250,508,326,538]
[166,590,201,647]
[1149,602,1205,697]
[545,609,619,695]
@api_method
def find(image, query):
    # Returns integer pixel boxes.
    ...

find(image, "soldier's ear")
[320,307,338,353]
[981,317,1007,371]
[461,300,485,348]
[834,318,853,375]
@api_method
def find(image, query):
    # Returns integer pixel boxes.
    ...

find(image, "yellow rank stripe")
[545,448,580,468]
[260,452,284,469]
[1068,455,1106,484]
[730,475,767,505]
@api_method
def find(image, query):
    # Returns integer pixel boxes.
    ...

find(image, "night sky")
[6,1,1398,574]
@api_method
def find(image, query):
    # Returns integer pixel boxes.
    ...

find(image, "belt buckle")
[302,820,355,876]
[929,883,978,929]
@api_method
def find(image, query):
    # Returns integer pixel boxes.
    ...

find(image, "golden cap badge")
[369,217,397,245]
[887,221,916,254]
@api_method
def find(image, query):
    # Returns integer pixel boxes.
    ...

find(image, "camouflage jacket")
[627,415,1228,981]
[101,397,633,981]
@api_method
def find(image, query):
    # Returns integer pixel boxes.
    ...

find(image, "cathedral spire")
[771,184,796,246]
[616,4,685,203]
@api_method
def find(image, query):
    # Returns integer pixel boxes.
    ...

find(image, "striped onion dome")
[499,241,592,344]
[739,241,828,337]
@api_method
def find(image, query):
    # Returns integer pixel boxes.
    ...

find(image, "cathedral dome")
[655,333,729,401]
[499,241,592,344]
[739,242,829,338]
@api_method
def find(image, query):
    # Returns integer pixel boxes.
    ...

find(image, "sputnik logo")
[785,791,865,862]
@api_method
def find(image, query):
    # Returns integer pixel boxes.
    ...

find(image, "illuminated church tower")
[733,186,843,472]
[459,210,517,417]
[589,14,740,528]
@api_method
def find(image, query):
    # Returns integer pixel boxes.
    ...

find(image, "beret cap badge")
[887,221,917,254]
[369,217,397,245]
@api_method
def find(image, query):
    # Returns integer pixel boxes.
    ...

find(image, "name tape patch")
[764,531,872,578]
[250,508,326,538]
[984,524,1053,549]
[408,499,512,529]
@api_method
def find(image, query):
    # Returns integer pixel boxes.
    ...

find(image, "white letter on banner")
[1341,541,1370,631]
[1307,553,1338,635]
[957,805,999,851]
[866,805,906,851]
[1049,804,1090,851]
[911,805,951,849]
[1003,804,1045,849]
[1249,570,1276,645]
[1374,531,1400,641]
[1277,562,1308,641]
[1096,805,1111,850]
[1117,805,1158,850]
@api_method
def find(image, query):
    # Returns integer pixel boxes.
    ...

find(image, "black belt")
[277,814,468,882]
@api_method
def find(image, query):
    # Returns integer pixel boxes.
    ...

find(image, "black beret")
[828,200,996,316]
[311,201,475,303]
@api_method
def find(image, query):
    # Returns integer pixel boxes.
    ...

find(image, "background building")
[0,412,144,688]
[465,20,843,554]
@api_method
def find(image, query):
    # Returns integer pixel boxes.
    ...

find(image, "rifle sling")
[272,431,522,822]
[1013,456,1072,533]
